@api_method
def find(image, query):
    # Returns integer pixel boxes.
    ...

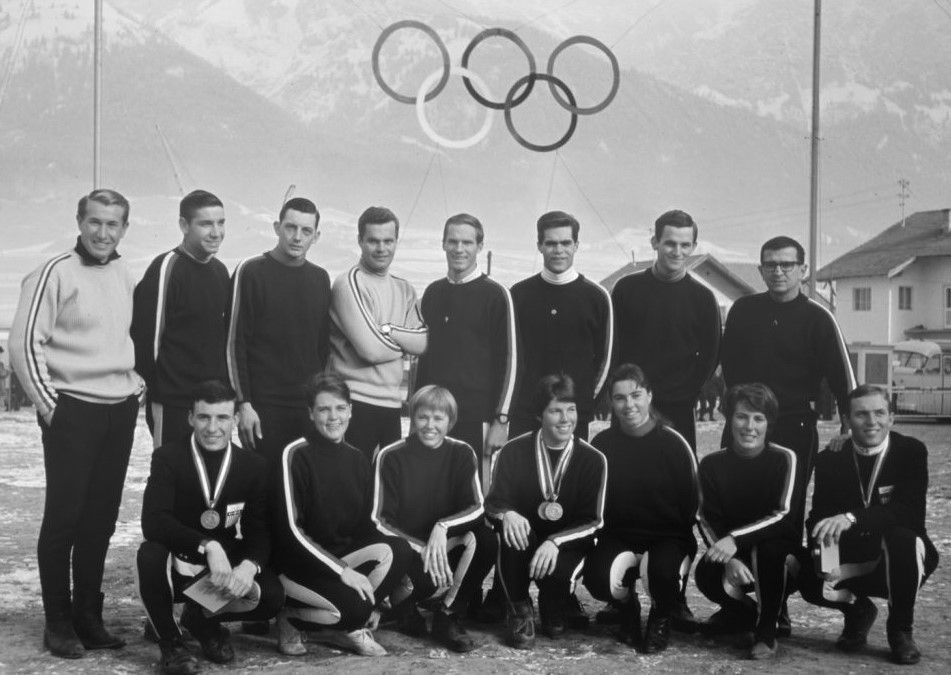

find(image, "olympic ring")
[372,21,618,151]
[503,73,578,153]
[546,35,620,115]
[371,20,451,105]
[460,27,536,110]
[416,66,494,149]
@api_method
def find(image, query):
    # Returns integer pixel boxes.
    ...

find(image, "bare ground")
[0,410,949,673]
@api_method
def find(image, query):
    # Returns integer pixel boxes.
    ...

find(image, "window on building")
[898,286,912,310]
[853,287,871,311]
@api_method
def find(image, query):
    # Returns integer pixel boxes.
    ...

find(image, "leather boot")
[43,593,84,659]
[72,589,125,649]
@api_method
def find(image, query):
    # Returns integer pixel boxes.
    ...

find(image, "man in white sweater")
[9,189,144,660]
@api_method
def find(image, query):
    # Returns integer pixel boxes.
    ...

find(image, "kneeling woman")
[583,363,699,653]
[271,373,413,657]
[486,374,607,649]
[695,383,799,660]
[372,385,496,653]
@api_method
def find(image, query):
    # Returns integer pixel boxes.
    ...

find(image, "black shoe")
[670,596,698,633]
[43,619,84,659]
[836,596,877,653]
[180,605,234,665]
[776,599,792,638]
[432,609,477,653]
[563,592,590,630]
[506,601,535,650]
[158,638,201,675]
[888,629,921,665]
[540,611,565,639]
[393,601,428,638]
[72,589,125,649]
[641,608,671,654]
[616,598,642,647]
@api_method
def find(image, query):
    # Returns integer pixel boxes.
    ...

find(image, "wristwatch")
[380,323,392,337]
[843,512,857,524]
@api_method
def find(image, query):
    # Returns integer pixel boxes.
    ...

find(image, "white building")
[816,209,951,347]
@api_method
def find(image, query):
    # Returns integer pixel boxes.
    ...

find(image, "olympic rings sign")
[371,21,620,152]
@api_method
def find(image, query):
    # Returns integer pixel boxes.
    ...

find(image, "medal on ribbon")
[534,432,573,522]
[190,434,233,531]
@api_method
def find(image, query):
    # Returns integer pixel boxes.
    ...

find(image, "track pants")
[498,532,590,619]
[345,400,402,463]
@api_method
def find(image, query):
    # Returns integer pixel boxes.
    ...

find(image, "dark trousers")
[253,403,311,465]
[136,540,283,641]
[653,400,698,454]
[695,538,799,642]
[721,412,818,540]
[38,394,138,608]
[280,534,413,631]
[404,524,497,613]
[345,400,402,462]
[797,526,939,632]
[145,398,192,449]
[498,532,590,617]
[584,534,696,615]
[451,418,486,458]
[509,416,590,442]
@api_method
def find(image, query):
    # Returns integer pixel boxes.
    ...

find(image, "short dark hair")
[358,206,399,240]
[443,213,484,245]
[180,189,224,222]
[303,371,351,408]
[279,197,319,226]
[532,373,576,418]
[722,383,778,428]
[536,211,579,244]
[760,236,805,264]
[605,363,671,427]
[77,189,130,223]
[654,209,697,242]
[847,384,892,413]
[191,379,237,410]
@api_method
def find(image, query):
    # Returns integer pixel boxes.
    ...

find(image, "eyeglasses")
[760,261,801,273]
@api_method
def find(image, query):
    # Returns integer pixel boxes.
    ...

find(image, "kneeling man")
[799,384,939,665]
[138,381,283,674]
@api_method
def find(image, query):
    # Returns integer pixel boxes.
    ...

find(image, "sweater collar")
[650,263,687,283]
[853,435,889,457]
[540,267,579,285]
[74,237,120,266]
[447,265,481,284]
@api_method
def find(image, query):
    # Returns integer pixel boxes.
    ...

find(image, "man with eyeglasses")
[509,211,613,441]
[720,235,855,637]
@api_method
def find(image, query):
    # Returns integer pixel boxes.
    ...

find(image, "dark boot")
[432,608,477,653]
[641,607,671,654]
[158,637,201,675]
[538,591,566,639]
[181,603,233,664]
[836,596,877,653]
[888,629,921,665]
[616,596,642,647]
[506,600,535,650]
[72,589,125,649]
[43,593,84,659]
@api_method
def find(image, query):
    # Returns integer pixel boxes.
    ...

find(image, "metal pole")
[93,0,102,188]
[808,0,821,299]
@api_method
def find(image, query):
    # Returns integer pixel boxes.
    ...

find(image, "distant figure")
[798,384,939,666]
[0,349,9,410]
[611,209,720,451]
[697,368,724,422]
[9,189,143,659]
[509,211,613,440]
[416,213,516,485]
[227,197,332,464]
[132,189,230,448]
[327,206,427,460]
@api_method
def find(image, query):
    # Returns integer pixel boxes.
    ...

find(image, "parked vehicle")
[891,340,951,418]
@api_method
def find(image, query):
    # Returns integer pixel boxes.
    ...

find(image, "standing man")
[799,385,939,665]
[328,206,427,459]
[720,235,855,633]
[132,189,231,448]
[10,189,144,658]
[509,211,613,440]
[416,213,516,478]
[611,209,721,452]
[227,197,332,464]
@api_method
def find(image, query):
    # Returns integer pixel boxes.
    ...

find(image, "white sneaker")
[277,611,306,656]
[314,627,387,656]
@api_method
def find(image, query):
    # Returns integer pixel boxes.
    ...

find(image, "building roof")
[816,209,951,281]
[600,254,760,296]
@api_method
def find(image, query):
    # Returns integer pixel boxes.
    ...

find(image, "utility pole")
[93,0,102,189]
[808,0,822,299]
[898,178,910,227]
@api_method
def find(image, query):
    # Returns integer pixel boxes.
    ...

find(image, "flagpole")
[93,0,102,188]
[808,0,821,298]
